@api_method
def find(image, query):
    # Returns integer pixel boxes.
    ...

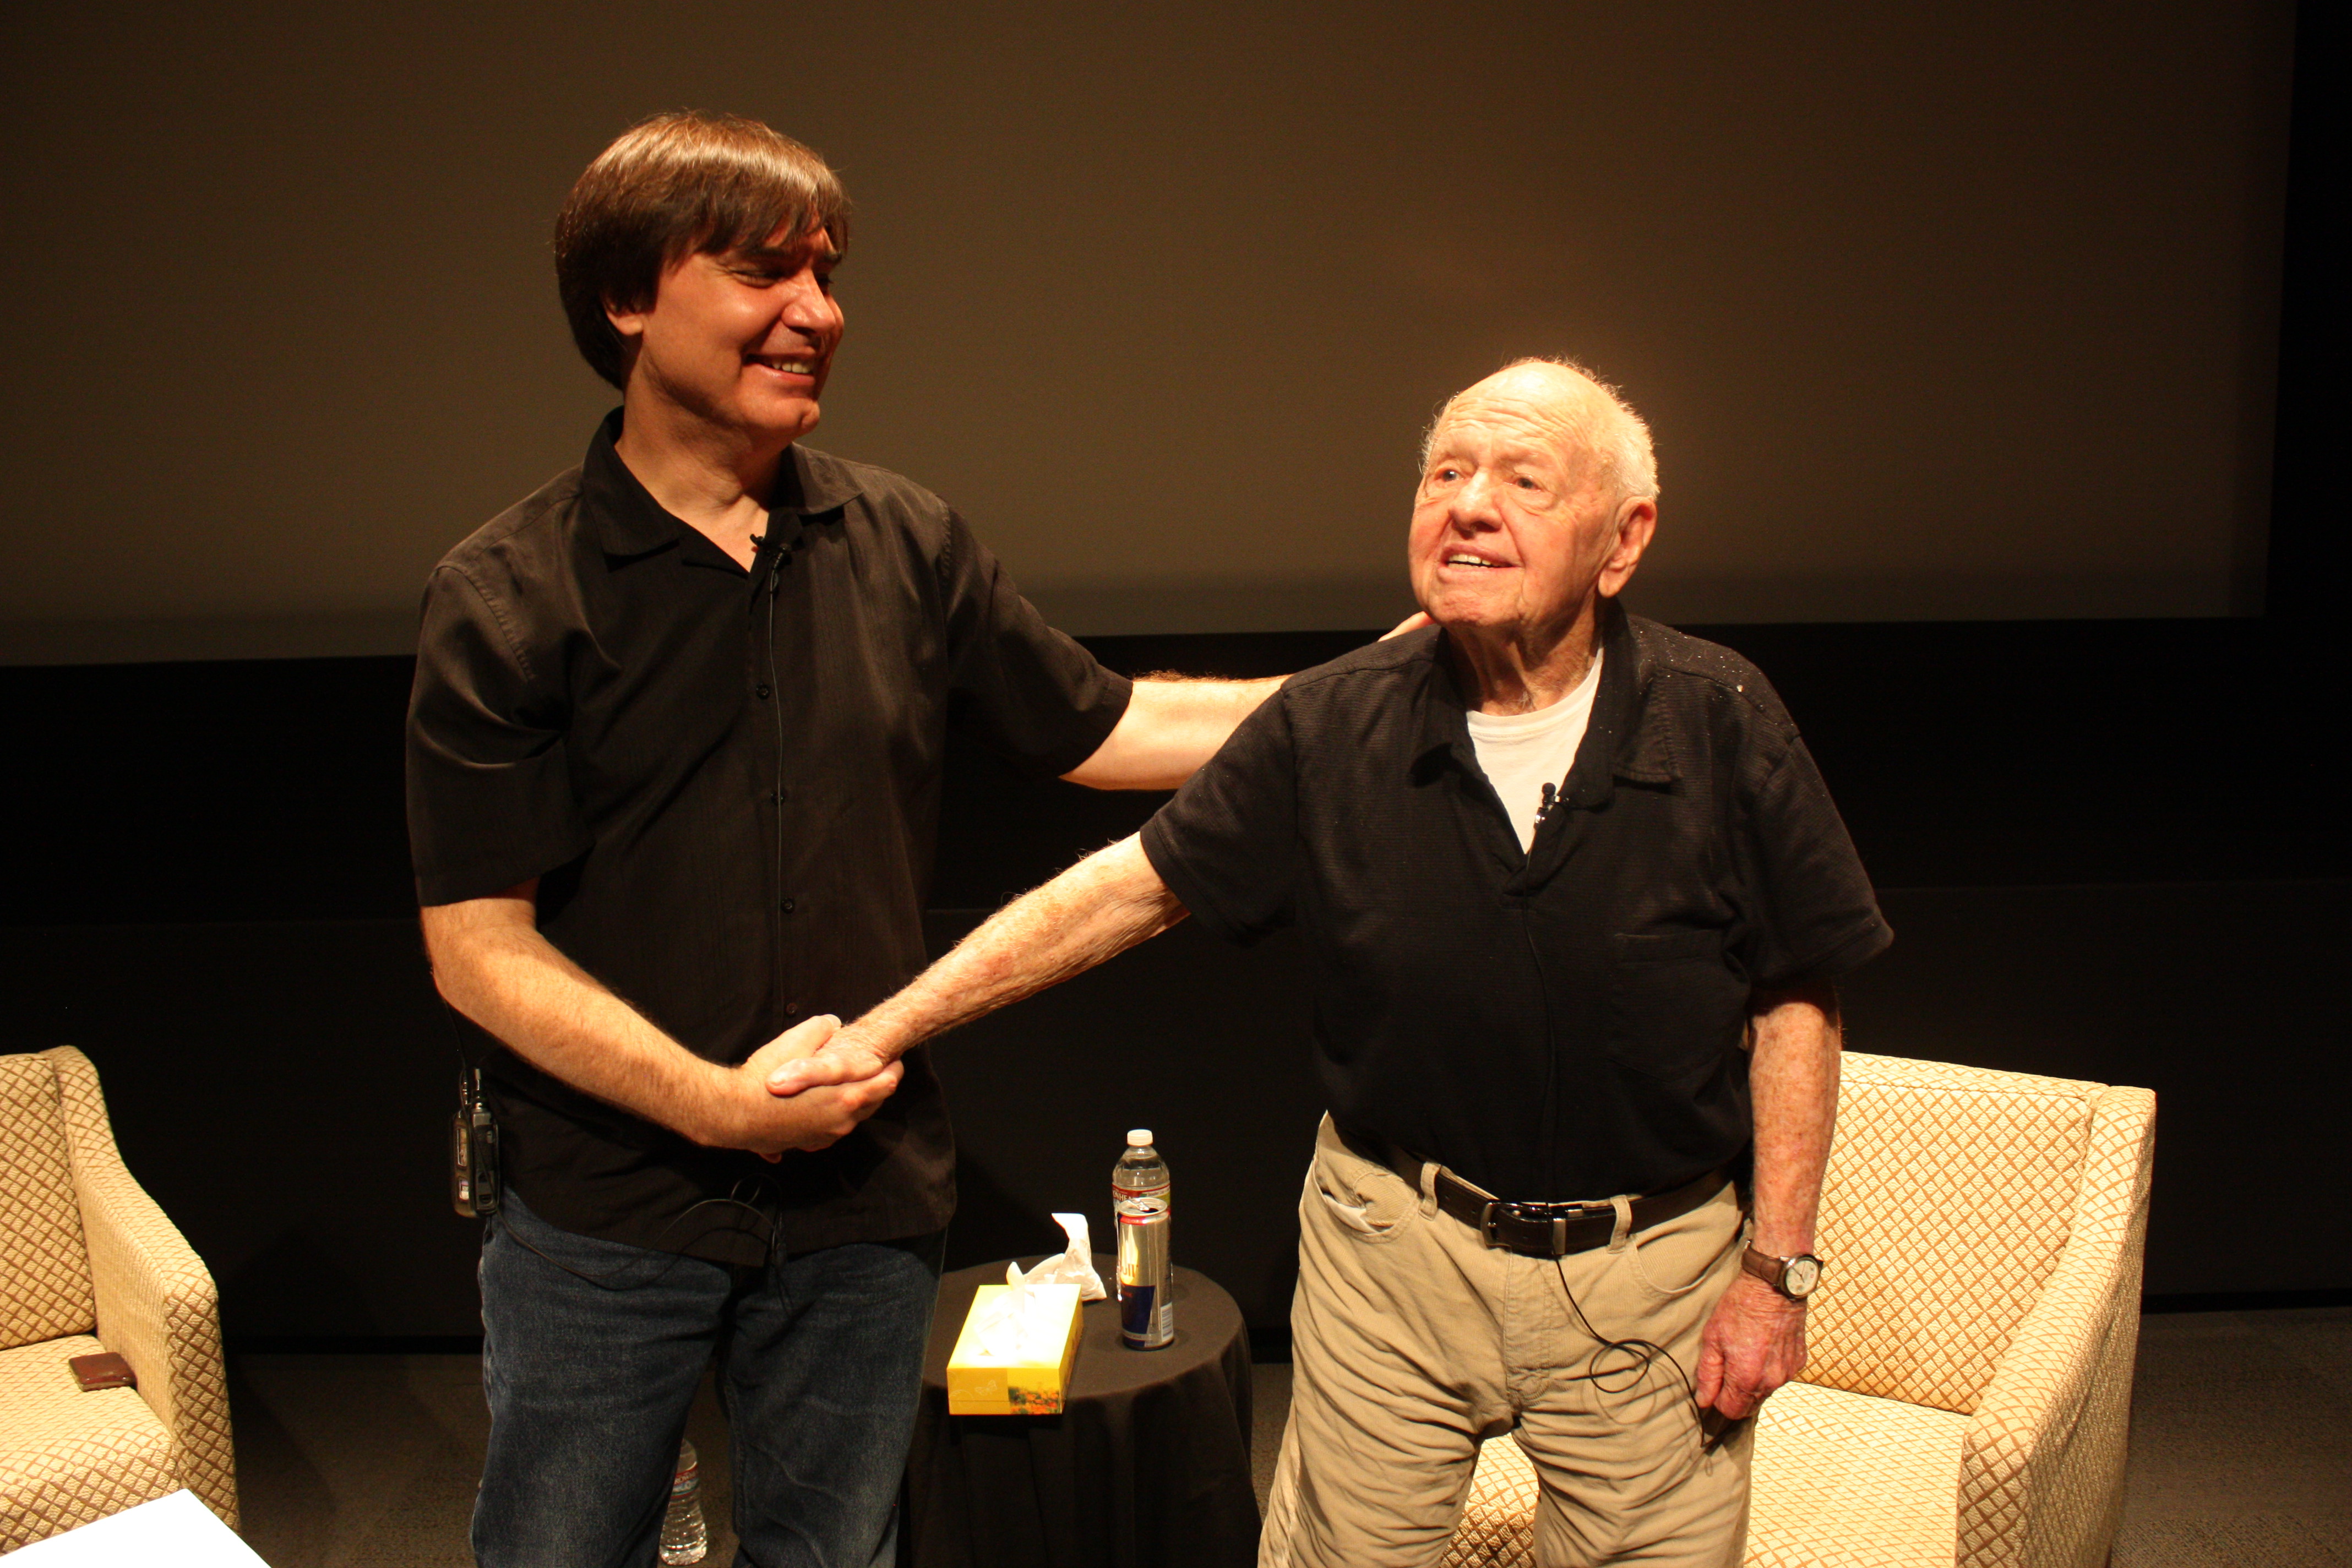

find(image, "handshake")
[706,1012,907,1162]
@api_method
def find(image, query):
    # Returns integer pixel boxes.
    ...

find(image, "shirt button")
[784,1001,802,1016]
[755,683,772,700]
[780,897,797,913]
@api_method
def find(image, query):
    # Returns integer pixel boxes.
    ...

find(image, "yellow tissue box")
[945,1282,1085,1415]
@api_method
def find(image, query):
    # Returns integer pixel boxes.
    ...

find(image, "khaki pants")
[1260,1116,1753,1568]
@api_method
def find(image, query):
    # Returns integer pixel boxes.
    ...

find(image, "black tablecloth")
[903,1254,1257,1568]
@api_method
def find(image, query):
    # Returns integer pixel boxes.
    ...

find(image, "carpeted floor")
[221,1307,2345,1567]
[2106,1307,2350,1567]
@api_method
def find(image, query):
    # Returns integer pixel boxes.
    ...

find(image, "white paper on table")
[8,1489,271,1566]
[1020,1213,1106,1300]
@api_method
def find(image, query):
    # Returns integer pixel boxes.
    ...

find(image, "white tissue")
[1020,1213,1108,1301]
[967,1213,1108,1358]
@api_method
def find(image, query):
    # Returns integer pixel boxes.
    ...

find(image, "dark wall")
[0,0,2297,652]
[2,611,2343,1342]
[6,614,2335,933]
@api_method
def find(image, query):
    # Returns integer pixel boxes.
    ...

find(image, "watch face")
[1784,1256,1823,1297]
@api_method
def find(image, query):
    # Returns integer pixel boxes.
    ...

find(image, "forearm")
[1746,982,1842,1257]
[1060,676,1282,790]
[1696,981,1839,1415]
[850,835,1185,1062]
[422,898,731,1146]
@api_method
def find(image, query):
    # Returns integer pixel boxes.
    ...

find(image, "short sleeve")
[1140,692,1302,945]
[1732,731,1893,988]
[938,511,1133,777]
[405,565,593,905]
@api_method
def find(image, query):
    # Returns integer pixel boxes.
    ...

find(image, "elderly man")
[407,112,1336,1567]
[775,358,1892,1566]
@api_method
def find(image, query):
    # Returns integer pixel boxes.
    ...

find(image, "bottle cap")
[1127,1129,1153,1146]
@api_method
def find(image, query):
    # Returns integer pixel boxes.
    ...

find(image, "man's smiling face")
[1407,363,1648,646]
[608,224,845,447]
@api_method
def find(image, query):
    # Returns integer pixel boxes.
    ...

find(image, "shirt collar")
[580,409,864,561]
[771,442,863,516]
[580,410,681,559]
[1571,598,1679,801]
[1410,598,1679,799]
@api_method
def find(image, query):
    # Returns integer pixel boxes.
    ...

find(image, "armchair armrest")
[1957,1084,2155,1568]
[43,1047,239,1531]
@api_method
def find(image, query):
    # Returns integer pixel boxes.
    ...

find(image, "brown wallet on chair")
[69,1352,137,1391]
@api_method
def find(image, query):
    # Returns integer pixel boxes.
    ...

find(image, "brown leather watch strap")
[1740,1245,1821,1298]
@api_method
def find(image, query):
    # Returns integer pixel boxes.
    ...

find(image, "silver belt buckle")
[1480,1196,1605,1254]
[1547,1201,1609,1256]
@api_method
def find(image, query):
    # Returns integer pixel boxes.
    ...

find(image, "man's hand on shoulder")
[699,1014,903,1161]
[1060,612,1429,791]
[1694,1271,1807,1421]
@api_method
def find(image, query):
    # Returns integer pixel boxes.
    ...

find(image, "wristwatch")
[1741,1246,1825,1300]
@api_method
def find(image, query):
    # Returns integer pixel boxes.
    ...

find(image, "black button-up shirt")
[407,413,1131,1260]
[1140,603,1890,1202]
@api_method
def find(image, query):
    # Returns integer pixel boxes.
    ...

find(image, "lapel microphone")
[750,531,791,596]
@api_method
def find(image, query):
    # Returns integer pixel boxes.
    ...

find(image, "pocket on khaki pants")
[1304,1117,1419,1242]
[1626,1185,1743,1299]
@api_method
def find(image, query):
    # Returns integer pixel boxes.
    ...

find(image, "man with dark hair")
[407,112,1319,1567]
[777,360,1891,1567]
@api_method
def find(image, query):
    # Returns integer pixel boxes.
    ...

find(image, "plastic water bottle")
[660,1439,708,1565]
[1114,1129,1175,1349]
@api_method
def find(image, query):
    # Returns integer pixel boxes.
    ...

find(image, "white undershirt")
[1463,651,1604,852]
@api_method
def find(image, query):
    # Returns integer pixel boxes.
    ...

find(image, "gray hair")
[1418,356,1659,504]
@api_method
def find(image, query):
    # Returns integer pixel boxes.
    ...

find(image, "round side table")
[902,1253,1257,1567]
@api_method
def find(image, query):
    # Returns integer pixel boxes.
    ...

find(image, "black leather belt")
[1331,1120,1737,1260]
[1432,1162,1734,1259]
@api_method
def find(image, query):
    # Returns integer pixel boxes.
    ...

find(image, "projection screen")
[0,1,2294,663]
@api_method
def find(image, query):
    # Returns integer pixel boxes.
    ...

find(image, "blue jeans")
[473,1188,941,1568]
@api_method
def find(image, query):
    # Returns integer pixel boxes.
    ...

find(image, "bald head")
[1407,356,1661,703]
[1421,358,1657,507]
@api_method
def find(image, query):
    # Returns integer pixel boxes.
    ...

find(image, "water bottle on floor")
[1114,1130,1175,1349]
[660,1438,707,1565]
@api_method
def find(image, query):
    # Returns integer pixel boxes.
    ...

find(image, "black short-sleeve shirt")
[407,412,1132,1260]
[1140,602,1890,1203]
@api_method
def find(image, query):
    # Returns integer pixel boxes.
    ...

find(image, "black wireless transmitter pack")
[451,1064,502,1218]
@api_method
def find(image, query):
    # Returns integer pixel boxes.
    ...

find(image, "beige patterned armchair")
[1,1047,238,1549]
[1446,1051,2157,1568]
